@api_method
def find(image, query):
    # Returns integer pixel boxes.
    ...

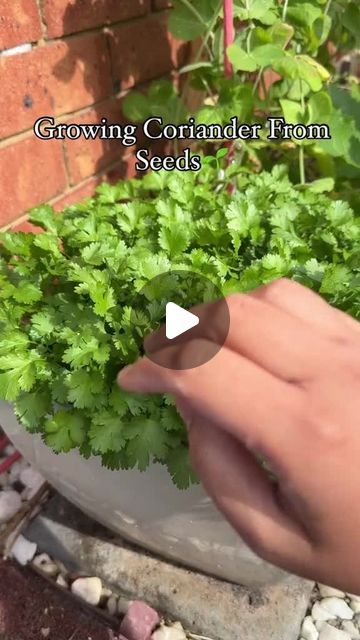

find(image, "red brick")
[153,0,172,9]
[62,98,129,184]
[11,219,43,233]
[0,34,112,139]
[52,176,101,210]
[43,0,151,39]
[108,14,189,90]
[0,135,67,225]
[0,0,42,51]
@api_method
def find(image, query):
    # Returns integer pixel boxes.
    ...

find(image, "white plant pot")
[0,402,287,585]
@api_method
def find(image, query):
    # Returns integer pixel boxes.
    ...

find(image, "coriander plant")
[0,166,359,488]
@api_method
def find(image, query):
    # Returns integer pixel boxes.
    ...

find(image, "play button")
[166,303,199,340]
[130,270,230,370]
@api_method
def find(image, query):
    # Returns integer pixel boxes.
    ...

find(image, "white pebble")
[302,615,319,640]
[106,595,118,616]
[312,602,337,622]
[40,629,50,638]
[0,490,22,523]
[9,459,27,482]
[319,623,351,640]
[56,574,68,588]
[347,594,360,602]
[10,534,37,565]
[19,467,45,498]
[3,445,15,457]
[319,585,346,599]
[152,625,187,640]
[71,577,102,606]
[341,621,360,638]
[350,601,360,614]
[33,553,58,576]
[318,598,354,620]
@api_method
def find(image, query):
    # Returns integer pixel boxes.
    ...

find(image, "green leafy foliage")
[0,166,359,487]
[123,0,360,190]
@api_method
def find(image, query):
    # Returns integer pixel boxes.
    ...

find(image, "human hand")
[118,279,360,592]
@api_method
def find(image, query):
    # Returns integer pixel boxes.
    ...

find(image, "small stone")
[118,597,132,616]
[152,624,187,640]
[56,574,68,588]
[33,553,59,576]
[10,534,37,565]
[347,594,360,603]
[107,595,118,617]
[319,623,351,640]
[341,621,360,638]
[301,615,319,640]
[0,490,22,523]
[350,601,360,614]
[319,585,346,599]
[120,601,160,640]
[8,459,27,482]
[40,629,50,638]
[320,598,354,620]
[71,577,102,606]
[312,602,337,623]
[19,467,45,498]
[3,445,15,457]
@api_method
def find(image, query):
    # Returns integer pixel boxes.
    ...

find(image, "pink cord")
[0,451,21,475]
[223,0,234,77]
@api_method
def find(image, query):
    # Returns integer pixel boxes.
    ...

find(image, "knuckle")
[258,277,293,300]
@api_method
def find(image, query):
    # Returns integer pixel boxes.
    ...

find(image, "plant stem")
[324,0,333,16]
[299,145,306,185]
[282,0,289,22]
[252,67,263,95]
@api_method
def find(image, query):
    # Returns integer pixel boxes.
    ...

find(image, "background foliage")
[124,0,360,203]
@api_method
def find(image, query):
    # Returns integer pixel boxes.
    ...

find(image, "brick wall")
[0,0,188,230]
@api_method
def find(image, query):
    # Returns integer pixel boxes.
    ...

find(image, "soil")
[0,559,117,640]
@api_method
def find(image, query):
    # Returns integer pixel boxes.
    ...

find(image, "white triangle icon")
[166,302,200,340]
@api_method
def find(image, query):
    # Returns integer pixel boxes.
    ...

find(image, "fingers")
[118,340,302,463]
[249,278,360,339]
[146,290,333,382]
[186,413,313,570]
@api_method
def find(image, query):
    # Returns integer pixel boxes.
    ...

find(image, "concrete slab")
[26,495,313,640]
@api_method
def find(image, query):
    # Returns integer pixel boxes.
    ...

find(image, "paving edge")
[25,495,314,640]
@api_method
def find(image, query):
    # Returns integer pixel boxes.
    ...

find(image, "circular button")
[131,270,230,370]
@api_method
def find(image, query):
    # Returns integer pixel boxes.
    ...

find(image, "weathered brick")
[0,135,67,226]
[153,0,172,10]
[0,0,42,51]
[11,219,43,233]
[43,0,151,39]
[0,34,112,139]
[62,98,129,184]
[52,176,101,210]
[108,13,189,91]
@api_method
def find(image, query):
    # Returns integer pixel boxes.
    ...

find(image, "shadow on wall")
[51,0,189,186]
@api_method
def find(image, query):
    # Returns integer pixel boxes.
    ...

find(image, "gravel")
[299,585,360,640]
[71,576,103,606]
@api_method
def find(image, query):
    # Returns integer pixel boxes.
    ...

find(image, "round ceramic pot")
[0,401,287,585]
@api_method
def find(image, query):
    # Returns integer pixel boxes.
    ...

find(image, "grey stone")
[25,495,313,640]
